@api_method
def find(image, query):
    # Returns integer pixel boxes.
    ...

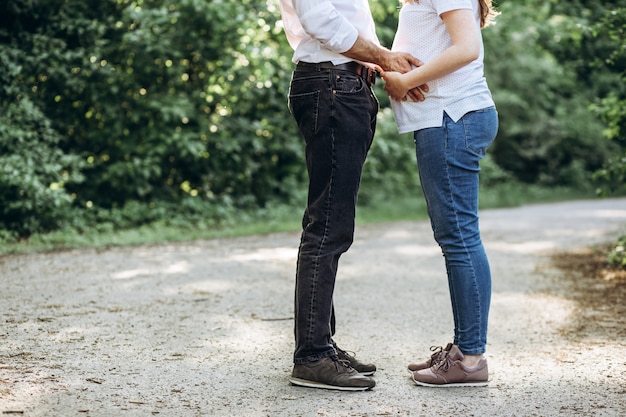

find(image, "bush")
[0,0,623,241]
[607,235,626,269]
[483,1,615,188]
[0,91,83,236]
[0,0,305,238]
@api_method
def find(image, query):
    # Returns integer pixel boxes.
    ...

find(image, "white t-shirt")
[390,0,495,133]
[278,0,380,65]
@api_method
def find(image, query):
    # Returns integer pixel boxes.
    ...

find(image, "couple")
[278,0,499,391]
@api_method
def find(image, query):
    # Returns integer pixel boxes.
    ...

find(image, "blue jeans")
[288,65,378,364]
[414,107,498,355]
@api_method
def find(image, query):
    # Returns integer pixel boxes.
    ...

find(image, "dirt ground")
[551,246,626,342]
[1,198,626,417]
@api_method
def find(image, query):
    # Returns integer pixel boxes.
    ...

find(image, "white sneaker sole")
[289,377,374,391]
[412,377,489,388]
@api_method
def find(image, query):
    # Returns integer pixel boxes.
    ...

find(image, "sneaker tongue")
[446,345,465,361]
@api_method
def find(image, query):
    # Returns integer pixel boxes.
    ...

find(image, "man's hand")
[380,52,429,102]
[380,51,418,73]
[342,36,428,101]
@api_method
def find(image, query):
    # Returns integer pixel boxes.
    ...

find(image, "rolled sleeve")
[297,1,359,53]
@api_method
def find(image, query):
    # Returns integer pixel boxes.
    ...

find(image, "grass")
[0,184,595,257]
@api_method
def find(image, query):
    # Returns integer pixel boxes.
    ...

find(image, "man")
[278,0,425,391]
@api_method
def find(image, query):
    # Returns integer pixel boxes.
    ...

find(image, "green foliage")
[0,0,624,241]
[370,0,403,47]
[512,0,626,195]
[593,150,626,195]
[1,0,303,238]
[0,95,84,235]
[0,25,85,236]
[39,0,301,208]
[587,6,626,195]
[360,108,419,205]
[483,1,615,189]
[606,235,626,269]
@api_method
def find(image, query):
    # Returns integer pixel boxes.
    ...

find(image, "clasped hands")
[378,52,428,102]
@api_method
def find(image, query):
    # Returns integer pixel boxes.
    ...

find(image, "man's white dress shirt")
[278,0,380,65]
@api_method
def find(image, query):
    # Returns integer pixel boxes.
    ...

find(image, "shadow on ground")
[550,246,626,341]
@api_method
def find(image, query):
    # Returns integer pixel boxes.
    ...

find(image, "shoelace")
[427,345,447,367]
[431,353,453,374]
[334,358,355,373]
[336,347,357,360]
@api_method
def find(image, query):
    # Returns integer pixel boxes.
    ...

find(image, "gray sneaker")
[290,357,376,391]
[407,343,453,372]
[335,346,376,376]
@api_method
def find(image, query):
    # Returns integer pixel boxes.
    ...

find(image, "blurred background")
[0,0,624,255]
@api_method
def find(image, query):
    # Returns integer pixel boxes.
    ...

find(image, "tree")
[0,0,86,236]
[0,0,304,237]
[1,0,623,239]
[587,6,626,195]
[483,0,619,188]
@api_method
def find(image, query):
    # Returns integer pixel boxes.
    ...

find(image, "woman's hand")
[382,71,411,101]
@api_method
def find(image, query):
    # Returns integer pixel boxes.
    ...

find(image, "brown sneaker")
[407,343,453,372]
[335,345,376,376]
[411,345,488,387]
[290,357,376,391]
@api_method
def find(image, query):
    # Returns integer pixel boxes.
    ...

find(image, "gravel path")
[2,198,625,416]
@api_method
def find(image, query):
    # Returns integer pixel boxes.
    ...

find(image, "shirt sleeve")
[433,0,473,15]
[293,0,359,53]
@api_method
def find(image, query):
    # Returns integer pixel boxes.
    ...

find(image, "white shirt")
[278,0,380,65]
[390,0,495,133]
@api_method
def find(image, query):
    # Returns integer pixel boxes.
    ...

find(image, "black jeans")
[288,64,378,364]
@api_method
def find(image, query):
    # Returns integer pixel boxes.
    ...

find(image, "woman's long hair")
[401,0,499,28]
[477,0,499,28]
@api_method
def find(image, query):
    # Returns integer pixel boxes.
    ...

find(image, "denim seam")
[445,116,483,355]
[462,115,486,352]
[442,120,462,345]
[463,116,485,355]
[303,113,335,361]
[301,135,335,364]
